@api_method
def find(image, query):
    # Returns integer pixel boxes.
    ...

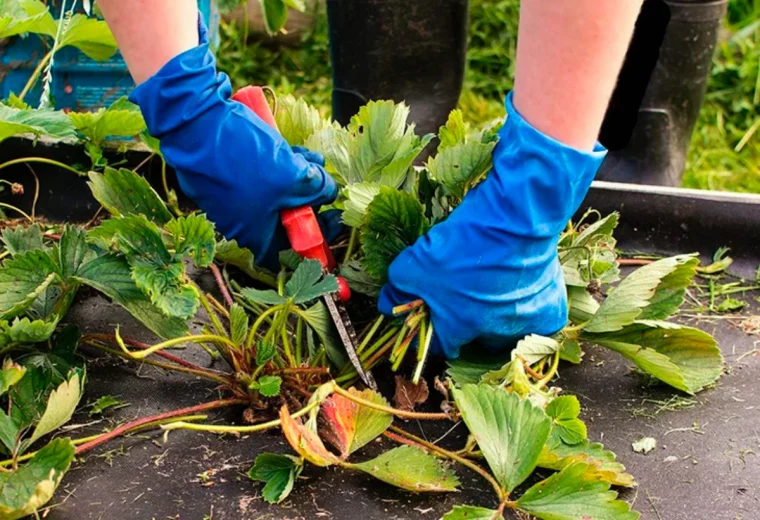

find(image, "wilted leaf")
[362,187,430,282]
[89,395,126,416]
[560,212,620,289]
[538,437,635,488]
[632,437,656,454]
[393,376,429,412]
[0,105,76,143]
[546,396,587,445]
[248,453,302,504]
[351,446,459,492]
[285,259,338,304]
[442,505,504,520]
[585,320,723,394]
[1,225,45,257]
[87,168,172,224]
[584,255,698,333]
[452,384,551,492]
[0,438,75,520]
[165,214,216,268]
[516,462,640,520]
[28,370,84,446]
[275,95,331,146]
[0,250,59,320]
[74,255,188,339]
[320,388,392,458]
[511,335,560,366]
[279,405,340,467]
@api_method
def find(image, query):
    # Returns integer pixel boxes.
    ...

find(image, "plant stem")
[0,157,83,177]
[161,399,319,434]
[0,414,210,468]
[281,328,296,367]
[18,51,53,102]
[83,341,233,387]
[356,315,384,356]
[344,228,358,262]
[387,425,506,501]
[536,352,561,389]
[0,203,32,222]
[114,329,238,360]
[332,385,450,421]
[195,285,227,339]
[295,317,303,366]
[210,264,234,307]
[246,305,284,349]
[75,399,246,454]
[412,320,433,384]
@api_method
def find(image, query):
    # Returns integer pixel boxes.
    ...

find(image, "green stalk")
[412,320,433,384]
[0,203,32,222]
[18,50,53,102]
[332,385,450,421]
[344,228,358,262]
[0,157,83,177]
[115,328,237,359]
[356,315,384,355]
[295,317,304,366]
[245,304,285,349]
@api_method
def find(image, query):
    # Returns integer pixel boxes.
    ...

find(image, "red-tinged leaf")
[319,388,393,459]
[279,405,340,467]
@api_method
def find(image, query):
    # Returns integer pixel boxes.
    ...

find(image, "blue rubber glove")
[129,19,338,268]
[378,92,607,359]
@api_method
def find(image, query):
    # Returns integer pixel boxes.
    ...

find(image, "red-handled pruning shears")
[232,86,377,390]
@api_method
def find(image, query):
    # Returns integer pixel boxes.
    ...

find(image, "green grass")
[217,0,759,193]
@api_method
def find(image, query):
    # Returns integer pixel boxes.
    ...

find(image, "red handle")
[232,87,350,301]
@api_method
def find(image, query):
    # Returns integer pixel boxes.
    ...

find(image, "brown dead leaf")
[393,376,429,412]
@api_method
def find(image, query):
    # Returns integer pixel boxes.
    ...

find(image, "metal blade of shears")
[324,294,377,390]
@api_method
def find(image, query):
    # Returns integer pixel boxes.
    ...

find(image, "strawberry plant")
[0,91,727,518]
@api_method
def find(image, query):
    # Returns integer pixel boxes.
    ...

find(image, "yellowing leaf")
[351,446,459,492]
[320,388,392,459]
[28,370,84,446]
[279,405,340,467]
[537,438,635,488]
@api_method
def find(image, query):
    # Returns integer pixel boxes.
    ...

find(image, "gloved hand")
[130,19,338,269]
[378,92,607,359]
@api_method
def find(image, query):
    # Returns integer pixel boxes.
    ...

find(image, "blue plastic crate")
[0,0,219,110]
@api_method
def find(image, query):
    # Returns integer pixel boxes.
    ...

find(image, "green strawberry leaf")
[285,259,338,304]
[0,0,56,39]
[74,255,188,339]
[300,301,348,369]
[228,304,249,346]
[241,288,288,306]
[516,462,640,520]
[58,225,95,280]
[0,105,76,144]
[70,98,145,146]
[1,224,45,257]
[584,320,723,394]
[546,396,587,445]
[0,437,75,520]
[362,187,430,282]
[58,13,117,61]
[0,410,18,453]
[342,182,381,228]
[538,437,635,488]
[637,257,699,320]
[511,334,560,366]
[427,139,495,199]
[0,317,57,347]
[275,95,332,146]
[0,360,26,396]
[339,260,382,297]
[351,446,459,492]
[248,452,303,504]
[442,505,504,520]
[87,168,172,225]
[452,384,551,492]
[584,255,698,333]
[251,375,282,397]
[165,214,217,268]
[437,109,468,151]
[260,0,288,34]
[255,341,276,366]
[0,250,59,320]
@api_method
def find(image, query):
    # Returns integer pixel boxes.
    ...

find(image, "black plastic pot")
[597,0,728,186]
[326,0,468,137]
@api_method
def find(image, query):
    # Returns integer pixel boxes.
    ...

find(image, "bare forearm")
[513,0,644,151]
[97,0,199,85]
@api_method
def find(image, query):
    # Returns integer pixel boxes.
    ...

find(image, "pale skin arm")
[96,0,199,85]
[514,0,644,151]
